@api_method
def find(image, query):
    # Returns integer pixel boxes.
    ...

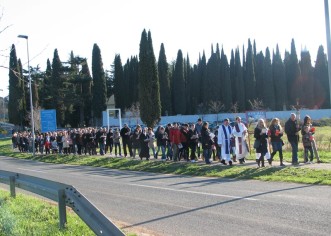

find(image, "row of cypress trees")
[8,29,331,128]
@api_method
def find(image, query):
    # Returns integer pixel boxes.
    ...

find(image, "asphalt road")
[0,156,330,236]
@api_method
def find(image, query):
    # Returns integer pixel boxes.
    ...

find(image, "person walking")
[232,116,249,164]
[269,118,285,166]
[201,122,213,164]
[301,115,320,163]
[254,119,269,167]
[218,118,233,166]
[302,125,314,164]
[120,124,133,157]
[285,113,301,165]
[169,123,182,162]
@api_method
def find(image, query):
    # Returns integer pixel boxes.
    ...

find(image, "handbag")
[253,139,260,149]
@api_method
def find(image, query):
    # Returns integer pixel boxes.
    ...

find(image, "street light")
[324,0,331,107]
[18,34,35,156]
[0,89,4,121]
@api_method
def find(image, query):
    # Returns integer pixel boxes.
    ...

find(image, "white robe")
[232,122,249,158]
[217,125,232,162]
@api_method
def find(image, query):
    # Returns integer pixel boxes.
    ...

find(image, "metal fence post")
[9,176,16,198]
[58,189,67,229]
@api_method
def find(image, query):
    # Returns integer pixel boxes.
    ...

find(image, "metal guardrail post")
[0,170,124,235]
[58,189,67,229]
[9,176,16,198]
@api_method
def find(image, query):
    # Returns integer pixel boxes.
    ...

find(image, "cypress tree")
[138,29,161,127]
[92,43,107,125]
[314,45,330,108]
[255,52,264,101]
[245,39,257,107]
[198,52,207,105]
[300,50,314,108]
[190,64,199,114]
[273,45,287,110]
[172,49,186,114]
[51,49,67,126]
[262,48,275,110]
[230,50,236,104]
[285,39,301,106]
[81,59,93,125]
[8,44,22,125]
[185,54,192,115]
[204,52,220,105]
[113,54,125,111]
[158,43,172,115]
[40,59,52,109]
[234,49,245,111]
[17,59,26,126]
[220,49,232,110]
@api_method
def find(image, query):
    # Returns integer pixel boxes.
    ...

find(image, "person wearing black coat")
[201,122,213,164]
[139,128,150,160]
[254,119,269,167]
[285,113,301,165]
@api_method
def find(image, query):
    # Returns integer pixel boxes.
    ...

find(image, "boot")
[260,156,265,167]
[268,158,272,166]
[233,155,237,162]
[256,159,260,167]
[280,155,285,166]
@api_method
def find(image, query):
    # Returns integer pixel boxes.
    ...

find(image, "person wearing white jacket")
[232,116,249,164]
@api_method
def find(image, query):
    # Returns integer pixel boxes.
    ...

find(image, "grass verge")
[1,139,331,185]
[0,189,93,236]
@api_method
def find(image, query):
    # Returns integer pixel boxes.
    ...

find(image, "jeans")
[114,143,121,155]
[304,146,313,162]
[172,143,179,161]
[289,141,298,163]
[99,142,105,155]
[203,148,212,164]
[167,143,173,160]
[160,145,166,160]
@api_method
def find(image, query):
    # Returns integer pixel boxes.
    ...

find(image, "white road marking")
[17,168,46,173]
[124,182,258,201]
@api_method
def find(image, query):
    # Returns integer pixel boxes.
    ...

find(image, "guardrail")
[0,170,125,236]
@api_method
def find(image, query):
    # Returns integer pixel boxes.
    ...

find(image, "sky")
[0,0,329,98]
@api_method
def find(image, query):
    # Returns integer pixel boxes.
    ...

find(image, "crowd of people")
[11,114,320,167]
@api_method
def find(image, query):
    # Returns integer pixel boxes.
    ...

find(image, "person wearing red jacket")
[169,122,181,161]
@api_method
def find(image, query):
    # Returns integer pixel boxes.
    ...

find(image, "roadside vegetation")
[0,189,93,236]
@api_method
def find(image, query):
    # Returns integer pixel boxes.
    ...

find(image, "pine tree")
[8,44,23,125]
[172,49,186,114]
[158,43,172,115]
[92,43,107,125]
[262,48,275,110]
[273,45,287,110]
[138,30,161,127]
[300,50,314,108]
[314,45,330,108]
